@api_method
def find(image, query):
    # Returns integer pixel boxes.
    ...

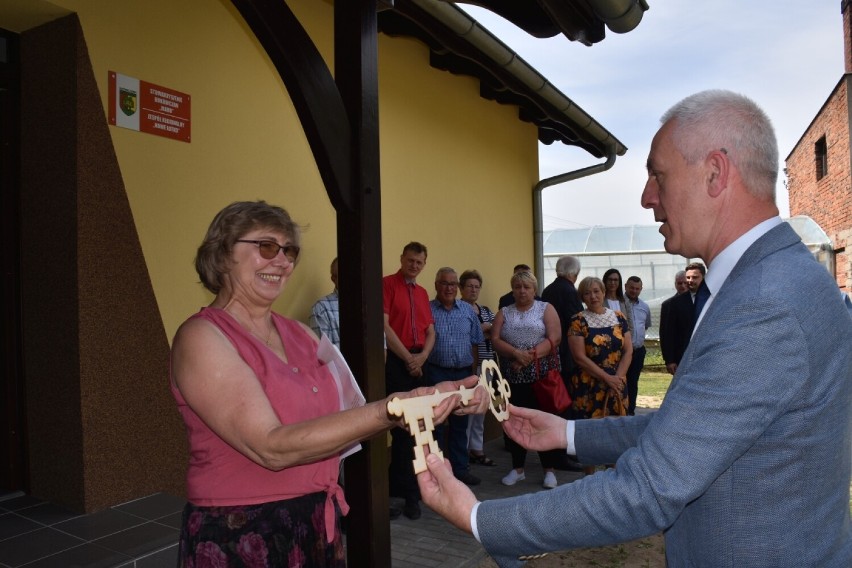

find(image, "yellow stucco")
[31,0,539,341]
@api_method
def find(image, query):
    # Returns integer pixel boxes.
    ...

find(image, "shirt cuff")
[471,501,482,542]
[566,420,577,456]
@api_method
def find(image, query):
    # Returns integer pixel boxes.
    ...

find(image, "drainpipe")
[533,147,617,286]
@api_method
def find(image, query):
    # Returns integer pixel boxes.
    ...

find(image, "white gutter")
[533,149,617,285]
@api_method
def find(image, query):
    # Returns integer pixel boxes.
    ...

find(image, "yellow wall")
[45,0,539,340]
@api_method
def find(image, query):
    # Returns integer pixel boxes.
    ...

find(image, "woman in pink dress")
[170,201,486,567]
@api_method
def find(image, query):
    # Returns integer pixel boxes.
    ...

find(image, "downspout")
[533,146,617,286]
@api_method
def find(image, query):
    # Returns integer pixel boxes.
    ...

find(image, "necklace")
[227,307,273,346]
[250,323,273,346]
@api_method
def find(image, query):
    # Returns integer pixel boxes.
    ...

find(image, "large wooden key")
[386,360,511,473]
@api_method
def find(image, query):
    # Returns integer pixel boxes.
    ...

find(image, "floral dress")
[567,308,629,419]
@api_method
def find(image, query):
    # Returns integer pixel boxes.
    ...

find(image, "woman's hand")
[387,376,490,429]
[602,373,625,391]
[434,375,490,417]
[514,348,534,367]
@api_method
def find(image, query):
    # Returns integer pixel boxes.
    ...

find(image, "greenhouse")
[541,216,834,339]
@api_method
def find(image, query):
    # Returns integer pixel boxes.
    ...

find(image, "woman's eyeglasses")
[236,240,300,262]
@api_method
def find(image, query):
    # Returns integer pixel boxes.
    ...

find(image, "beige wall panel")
[54,0,539,334]
[378,34,539,309]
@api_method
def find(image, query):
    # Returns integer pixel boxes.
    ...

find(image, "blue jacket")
[477,222,852,567]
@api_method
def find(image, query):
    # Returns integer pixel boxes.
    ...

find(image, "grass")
[638,345,671,402]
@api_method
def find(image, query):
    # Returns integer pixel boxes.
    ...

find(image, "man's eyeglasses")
[463,283,481,290]
[236,240,300,262]
[438,281,459,288]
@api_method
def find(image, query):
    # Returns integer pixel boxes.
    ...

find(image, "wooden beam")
[229,1,390,565]
[229,0,354,212]
[335,1,392,566]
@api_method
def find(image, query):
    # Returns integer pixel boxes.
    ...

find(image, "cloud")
[465,0,843,227]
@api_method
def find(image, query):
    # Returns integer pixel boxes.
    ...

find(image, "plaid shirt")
[427,299,484,369]
[310,289,340,348]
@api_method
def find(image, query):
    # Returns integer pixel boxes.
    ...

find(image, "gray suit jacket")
[477,223,852,567]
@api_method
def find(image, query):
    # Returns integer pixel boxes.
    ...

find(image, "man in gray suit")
[417,90,852,567]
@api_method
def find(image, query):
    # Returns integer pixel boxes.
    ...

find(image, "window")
[815,136,827,181]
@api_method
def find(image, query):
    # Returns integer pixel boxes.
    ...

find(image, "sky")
[462,0,845,230]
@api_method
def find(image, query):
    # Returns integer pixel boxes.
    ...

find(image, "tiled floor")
[0,492,182,567]
[0,433,599,567]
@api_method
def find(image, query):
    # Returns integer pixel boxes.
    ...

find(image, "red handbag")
[532,339,572,414]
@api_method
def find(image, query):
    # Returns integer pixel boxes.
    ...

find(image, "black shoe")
[554,455,585,473]
[389,505,402,520]
[403,502,421,520]
[456,471,481,486]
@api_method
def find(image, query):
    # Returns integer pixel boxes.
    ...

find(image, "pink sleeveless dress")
[172,307,348,566]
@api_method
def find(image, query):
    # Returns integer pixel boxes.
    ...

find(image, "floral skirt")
[178,492,345,568]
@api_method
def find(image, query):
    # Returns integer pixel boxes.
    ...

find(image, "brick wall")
[786,77,852,292]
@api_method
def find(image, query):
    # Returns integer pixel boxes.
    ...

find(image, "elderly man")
[417,90,852,567]
[658,270,687,373]
[427,267,484,486]
[540,255,582,382]
[309,257,340,347]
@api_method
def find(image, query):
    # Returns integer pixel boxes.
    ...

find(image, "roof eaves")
[378,0,628,158]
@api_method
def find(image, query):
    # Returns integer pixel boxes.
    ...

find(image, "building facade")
[786,0,852,294]
[0,0,636,517]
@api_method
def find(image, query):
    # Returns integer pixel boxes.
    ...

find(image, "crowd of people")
[309,243,655,517]
[169,88,851,567]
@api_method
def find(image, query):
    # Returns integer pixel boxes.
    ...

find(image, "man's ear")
[706,149,730,198]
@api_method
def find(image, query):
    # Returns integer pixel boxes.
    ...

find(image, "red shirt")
[383,270,434,350]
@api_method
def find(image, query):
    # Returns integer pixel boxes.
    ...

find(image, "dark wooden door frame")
[228,1,389,565]
[0,28,27,493]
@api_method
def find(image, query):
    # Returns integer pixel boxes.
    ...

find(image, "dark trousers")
[386,351,427,504]
[506,382,561,470]
[626,345,646,415]
[426,363,471,478]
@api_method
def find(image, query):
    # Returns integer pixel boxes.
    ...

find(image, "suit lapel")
[670,222,803,388]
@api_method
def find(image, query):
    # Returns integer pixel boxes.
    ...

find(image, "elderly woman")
[170,201,485,566]
[459,269,497,467]
[491,270,562,489]
[568,276,633,420]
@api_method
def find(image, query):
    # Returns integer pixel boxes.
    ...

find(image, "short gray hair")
[661,89,778,201]
[555,255,581,278]
[435,267,457,281]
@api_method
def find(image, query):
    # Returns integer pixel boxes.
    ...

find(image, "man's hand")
[418,452,478,533]
[407,352,428,375]
[502,404,568,452]
[666,362,678,375]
